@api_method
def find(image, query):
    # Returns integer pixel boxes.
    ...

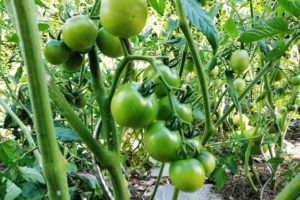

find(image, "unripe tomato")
[43,39,72,65]
[169,159,205,192]
[230,50,249,74]
[111,83,158,128]
[144,121,182,162]
[100,0,148,38]
[289,75,300,86]
[96,27,124,58]
[232,114,249,127]
[209,66,219,78]
[233,78,246,94]
[196,151,216,176]
[143,64,180,98]
[74,94,87,108]
[187,138,203,153]
[185,59,194,72]
[62,15,98,52]
[211,79,222,88]
[157,95,193,123]
[62,53,83,72]
[271,69,285,82]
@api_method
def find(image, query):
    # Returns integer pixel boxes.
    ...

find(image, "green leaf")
[34,0,48,8]
[278,0,300,19]
[239,18,290,43]
[0,140,19,164]
[14,66,23,83]
[225,71,239,109]
[78,173,99,189]
[148,0,166,16]
[19,167,45,184]
[212,167,228,190]
[264,40,288,61]
[181,0,219,54]
[226,159,239,175]
[224,17,238,38]
[4,180,22,200]
[55,127,81,141]
[38,23,49,32]
[21,182,46,200]
[192,107,206,122]
[208,3,223,18]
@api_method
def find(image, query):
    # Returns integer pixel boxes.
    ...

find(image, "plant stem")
[172,187,180,200]
[150,163,165,200]
[5,0,70,199]
[275,173,300,200]
[175,0,214,146]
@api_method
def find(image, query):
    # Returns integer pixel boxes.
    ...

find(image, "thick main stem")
[275,173,300,200]
[5,0,70,199]
[175,0,214,146]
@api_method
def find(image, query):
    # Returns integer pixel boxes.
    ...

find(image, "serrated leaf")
[19,167,45,184]
[278,0,300,19]
[181,0,219,54]
[34,0,48,8]
[4,180,22,200]
[212,167,228,190]
[225,71,239,109]
[264,40,288,61]
[239,18,290,43]
[0,140,19,164]
[55,127,81,141]
[224,17,238,38]
[148,0,166,16]
[226,159,239,175]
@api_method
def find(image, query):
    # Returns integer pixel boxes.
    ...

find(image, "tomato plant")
[111,83,158,128]
[62,15,98,52]
[169,159,206,192]
[144,121,182,162]
[100,0,148,38]
[43,39,72,65]
[96,27,124,58]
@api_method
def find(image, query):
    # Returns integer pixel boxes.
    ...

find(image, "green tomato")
[232,114,249,127]
[185,59,194,72]
[96,27,124,58]
[230,50,249,74]
[143,64,180,98]
[233,78,246,94]
[144,121,182,162]
[157,95,193,123]
[62,53,83,72]
[196,151,216,176]
[289,75,300,86]
[100,0,148,38]
[62,15,98,52]
[271,68,285,82]
[111,83,158,128]
[169,159,205,192]
[74,94,87,108]
[43,39,72,65]
[211,79,222,88]
[209,66,219,78]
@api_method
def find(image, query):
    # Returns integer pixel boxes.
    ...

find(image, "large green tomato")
[43,40,71,65]
[157,95,193,123]
[230,50,249,74]
[196,151,216,176]
[111,83,158,128]
[143,64,180,98]
[100,0,148,38]
[289,75,300,86]
[233,78,246,94]
[62,15,98,52]
[169,159,205,192]
[62,53,83,72]
[144,121,182,162]
[96,27,124,58]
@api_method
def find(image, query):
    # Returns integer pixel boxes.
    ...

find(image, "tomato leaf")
[224,17,238,38]
[19,167,46,184]
[0,140,19,164]
[208,3,223,18]
[225,159,239,175]
[278,0,300,19]
[34,0,48,8]
[148,0,166,16]
[55,127,81,141]
[239,18,290,43]
[4,180,22,200]
[212,167,228,190]
[181,0,219,54]
[264,40,288,61]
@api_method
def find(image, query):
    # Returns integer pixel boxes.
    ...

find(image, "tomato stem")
[172,187,180,200]
[150,163,165,200]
